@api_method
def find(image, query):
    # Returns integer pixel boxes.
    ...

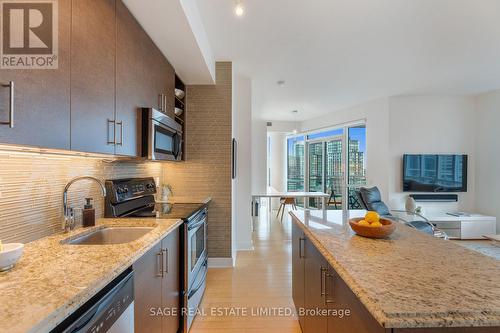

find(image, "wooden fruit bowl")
[349,217,396,239]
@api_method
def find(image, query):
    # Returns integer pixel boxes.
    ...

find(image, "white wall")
[387,96,477,214]
[267,132,288,208]
[233,74,253,251]
[302,98,391,201]
[476,90,500,232]
[251,120,268,194]
[300,95,479,216]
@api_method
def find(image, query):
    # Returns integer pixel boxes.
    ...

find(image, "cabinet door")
[291,223,306,330]
[115,0,148,157]
[304,239,328,333]
[161,228,180,333]
[70,0,116,154]
[0,0,71,149]
[142,37,175,118]
[133,241,163,333]
[327,267,387,333]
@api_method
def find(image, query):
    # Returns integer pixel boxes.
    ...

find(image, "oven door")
[149,119,182,161]
[186,209,207,288]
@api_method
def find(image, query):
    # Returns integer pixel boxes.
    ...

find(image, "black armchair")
[356,187,448,239]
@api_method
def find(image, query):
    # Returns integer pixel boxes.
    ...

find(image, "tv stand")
[426,213,496,239]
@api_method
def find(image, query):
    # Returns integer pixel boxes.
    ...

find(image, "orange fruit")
[358,220,370,226]
[369,221,383,227]
[365,211,380,224]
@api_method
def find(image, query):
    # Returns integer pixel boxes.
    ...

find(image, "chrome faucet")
[62,176,106,232]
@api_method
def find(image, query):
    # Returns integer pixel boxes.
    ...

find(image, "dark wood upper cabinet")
[115,0,176,156]
[0,0,71,149]
[115,0,145,157]
[0,0,177,155]
[70,0,116,154]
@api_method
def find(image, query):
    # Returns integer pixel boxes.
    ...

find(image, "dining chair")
[276,197,297,222]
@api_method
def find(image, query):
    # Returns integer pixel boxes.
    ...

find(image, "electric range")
[104,177,208,333]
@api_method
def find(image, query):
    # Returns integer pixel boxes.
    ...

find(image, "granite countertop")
[160,196,212,205]
[290,209,500,329]
[0,217,183,333]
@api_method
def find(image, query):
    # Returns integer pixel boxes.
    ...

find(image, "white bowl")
[0,243,24,271]
[175,89,185,99]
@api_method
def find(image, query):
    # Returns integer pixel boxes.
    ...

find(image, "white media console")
[426,213,497,240]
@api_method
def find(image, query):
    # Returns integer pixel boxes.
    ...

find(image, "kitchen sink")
[65,227,154,245]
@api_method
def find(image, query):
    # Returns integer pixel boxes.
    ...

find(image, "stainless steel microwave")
[140,108,182,161]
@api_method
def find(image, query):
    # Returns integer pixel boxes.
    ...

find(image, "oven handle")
[188,259,208,299]
[188,212,206,231]
[173,132,181,159]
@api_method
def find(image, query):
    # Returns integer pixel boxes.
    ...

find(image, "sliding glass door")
[325,138,343,209]
[346,125,366,209]
[308,141,324,207]
[286,123,366,211]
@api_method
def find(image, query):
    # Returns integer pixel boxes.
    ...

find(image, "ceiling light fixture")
[292,110,299,134]
[235,1,244,17]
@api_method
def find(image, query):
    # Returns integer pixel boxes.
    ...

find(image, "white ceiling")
[195,0,500,121]
[123,0,215,84]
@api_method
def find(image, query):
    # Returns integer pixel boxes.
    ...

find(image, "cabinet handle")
[320,267,327,297]
[163,248,169,274]
[107,119,115,145]
[158,94,163,111]
[163,94,167,113]
[325,271,334,304]
[156,250,164,277]
[116,121,123,146]
[299,237,305,258]
[0,81,14,128]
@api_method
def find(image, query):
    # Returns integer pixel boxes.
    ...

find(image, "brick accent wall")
[163,62,232,258]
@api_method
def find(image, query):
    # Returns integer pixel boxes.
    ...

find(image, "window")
[287,136,305,191]
[347,125,367,209]
[347,125,366,187]
[286,123,367,210]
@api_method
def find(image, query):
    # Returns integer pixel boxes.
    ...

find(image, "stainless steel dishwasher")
[54,269,134,333]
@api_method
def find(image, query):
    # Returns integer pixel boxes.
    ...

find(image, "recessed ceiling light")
[277,80,285,86]
[235,1,244,17]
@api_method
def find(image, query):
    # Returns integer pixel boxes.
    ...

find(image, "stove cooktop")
[128,203,206,220]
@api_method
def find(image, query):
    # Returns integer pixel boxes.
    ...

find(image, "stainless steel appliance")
[104,177,208,332]
[140,108,183,161]
[184,208,208,332]
[54,269,134,333]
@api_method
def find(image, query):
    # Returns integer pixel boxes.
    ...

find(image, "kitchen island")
[290,209,500,333]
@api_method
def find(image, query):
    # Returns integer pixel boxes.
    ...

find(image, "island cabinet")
[133,228,180,333]
[292,222,388,333]
[326,266,387,333]
[291,221,306,329]
[292,222,500,333]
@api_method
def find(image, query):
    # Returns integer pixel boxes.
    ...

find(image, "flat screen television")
[402,154,467,192]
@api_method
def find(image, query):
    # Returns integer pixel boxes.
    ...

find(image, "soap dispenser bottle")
[82,198,95,227]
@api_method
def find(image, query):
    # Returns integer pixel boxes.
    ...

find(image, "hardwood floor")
[190,205,302,333]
